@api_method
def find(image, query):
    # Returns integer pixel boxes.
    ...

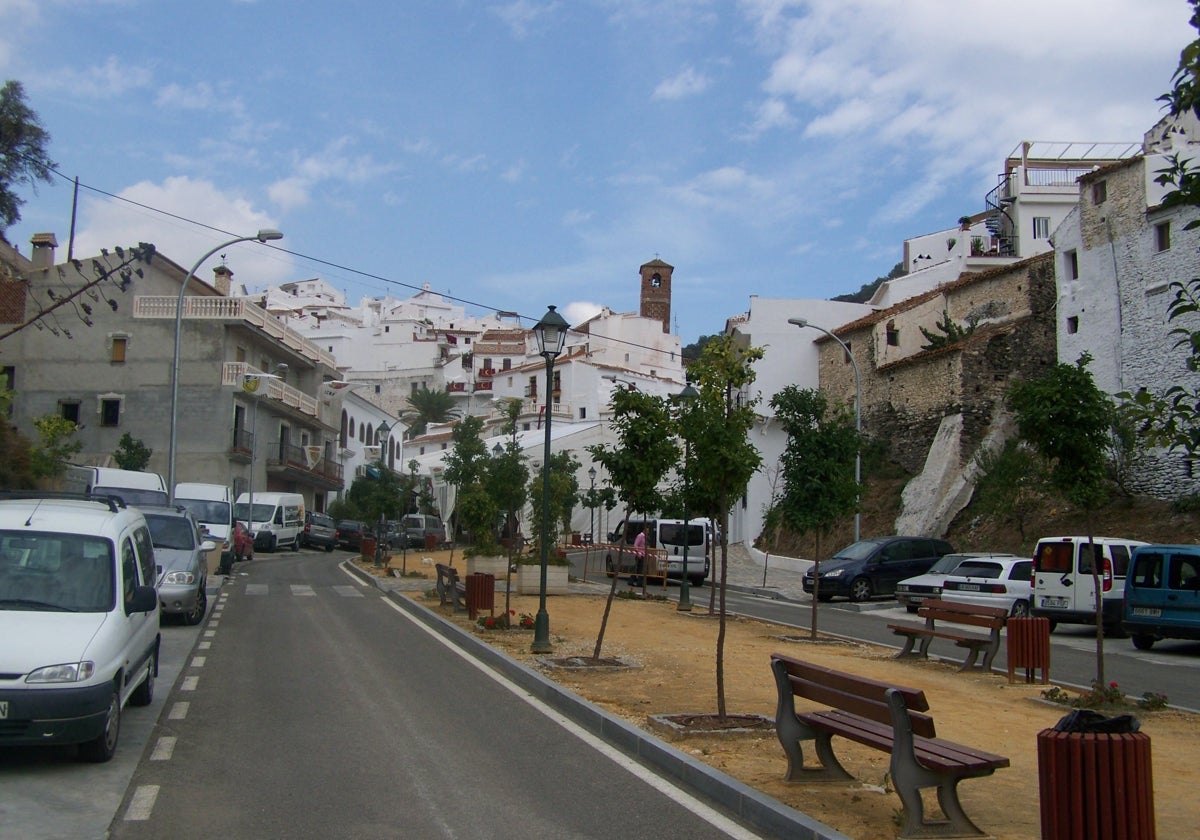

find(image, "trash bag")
[1052,708,1140,734]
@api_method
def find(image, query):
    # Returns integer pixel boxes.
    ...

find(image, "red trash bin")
[1038,728,1155,840]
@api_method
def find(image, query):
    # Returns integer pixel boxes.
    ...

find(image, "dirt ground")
[362,552,1197,840]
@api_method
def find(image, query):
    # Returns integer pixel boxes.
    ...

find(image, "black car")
[302,511,337,551]
[335,519,366,551]
[802,536,954,603]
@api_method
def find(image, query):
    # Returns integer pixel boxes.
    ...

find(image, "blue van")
[1123,544,1200,650]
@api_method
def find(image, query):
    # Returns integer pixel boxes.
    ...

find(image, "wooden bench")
[435,563,466,613]
[770,653,1009,839]
[887,598,1009,671]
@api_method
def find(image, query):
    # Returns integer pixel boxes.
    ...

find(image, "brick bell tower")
[639,258,673,333]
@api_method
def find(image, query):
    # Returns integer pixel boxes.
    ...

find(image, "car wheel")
[1010,599,1030,618]
[688,576,705,588]
[265,534,276,553]
[849,577,873,603]
[291,537,300,552]
[905,605,918,614]
[130,647,156,706]
[1104,622,1129,639]
[1132,634,1156,651]
[1046,620,1058,632]
[79,686,120,763]
[182,584,207,626]
[325,543,334,553]
[605,556,615,578]
[816,592,834,603]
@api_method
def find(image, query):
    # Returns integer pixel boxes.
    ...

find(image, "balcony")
[134,295,337,369]
[265,440,344,490]
[221,362,319,418]
[473,381,493,392]
[478,367,497,378]
[447,381,467,393]
[230,427,253,461]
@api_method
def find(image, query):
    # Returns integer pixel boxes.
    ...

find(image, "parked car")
[1032,535,1148,633]
[939,556,1033,617]
[403,513,444,549]
[0,492,160,762]
[143,506,214,626]
[302,511,337,551]
[1123,544,1200,650]
[895,552,1011,613]
[803,536,955,603]
[336,519,366,551]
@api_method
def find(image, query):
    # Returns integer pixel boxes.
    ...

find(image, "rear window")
[660,524,705,547]
[953,561,1002,579]
[1035,542,1074,573]
[1009,561,1032,582]
[1130,552,1165,589]
[311,513,334,528]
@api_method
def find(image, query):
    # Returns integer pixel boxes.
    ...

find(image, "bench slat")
[802,710,1008,773]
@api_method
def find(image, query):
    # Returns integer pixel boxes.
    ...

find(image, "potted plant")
[514,552,570,595]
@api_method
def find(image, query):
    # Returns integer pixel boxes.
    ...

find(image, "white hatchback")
[939,556,1034,617]
[896,553,1019,613]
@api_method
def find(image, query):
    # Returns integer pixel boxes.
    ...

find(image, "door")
[1034,540,1080,615]
[1162,550,1200,633]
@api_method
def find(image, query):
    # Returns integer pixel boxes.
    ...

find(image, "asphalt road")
[102,552,765,840]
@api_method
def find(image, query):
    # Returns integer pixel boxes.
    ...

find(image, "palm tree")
[402,387,461,438]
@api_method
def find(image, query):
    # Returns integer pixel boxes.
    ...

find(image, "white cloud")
[73,176,292,286]
[492,0,561,39]
[653,67,710,100]
[38,55,152,98]
[563,301,604,326]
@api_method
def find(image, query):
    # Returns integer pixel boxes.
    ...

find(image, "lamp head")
[588,466,597,481]
[256,229,284,243]
[787,317,809,328]
[533,305,569,358]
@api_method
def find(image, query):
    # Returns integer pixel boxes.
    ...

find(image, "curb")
[343,561,849,840]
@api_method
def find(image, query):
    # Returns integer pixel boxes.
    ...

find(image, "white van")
[64,466,168,508]
[0,493,160,762]
[232,492,304,553]
[605,517,711,586]
[174,483,233,566]
[1032,536,1148,632]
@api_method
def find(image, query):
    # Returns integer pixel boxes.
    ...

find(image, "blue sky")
[1,0,1192,343]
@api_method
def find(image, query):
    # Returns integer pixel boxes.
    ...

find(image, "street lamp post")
[531,305,568,654]
[167,229,283,503]
[789,317,862,541]
[243,364,287,552]
[675,381,700,612]
[586,465,597,583]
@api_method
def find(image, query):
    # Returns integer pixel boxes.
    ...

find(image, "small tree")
[29,415,82,480]
[587,387,676,659]
[527,450,581,550]
[970,438,1048,546]
[0,384,34,488]
[1009,354,1114,685]
[113,433,152,471]
[441,416,490,557]
[0,80,56,234]
[767,385,859,640]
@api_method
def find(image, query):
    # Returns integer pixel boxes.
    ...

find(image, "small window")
[579,407,587,419]
[1066,316,1079,334]
[1092,180,1107,204]
[1033,217,1051,239]
[110,335,128,363]
[59,400,81,425]
[843,341,853,362]
[1155,221,1171,252]
[411,382,419,396]
[886,320,899,347]
[1064,250,1079,280]
[100,398,121,427]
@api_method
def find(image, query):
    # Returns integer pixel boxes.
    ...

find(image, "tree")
[0,383,34,488]
[29,415,82,480]
[0,80,56,236]
[684,335,764,716]
[527,450,580,549]
[766,385,858,639]
[586,387,677,659]
[970,439,1048,545]
[832,261,906,304]
[400,387,460,439]
[919,309,976,351]
[441,415,490,555]
[113,433,152,471]
[1008,354,1114,685]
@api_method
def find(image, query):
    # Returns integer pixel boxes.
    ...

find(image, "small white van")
[232,492,304,553]
[0,493,160,762]
[174,483,233,566]
[64,466,168,508]
[1032,535,1148,632]
[605,517,711,586]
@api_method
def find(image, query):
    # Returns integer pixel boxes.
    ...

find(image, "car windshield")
[146,515,197,551]
[833,539,886,561]
[177,499,229,524]
[951,561,1003,579]
[927,554,970,575]
[233,502,277,522]
[659,524,705,546]
[0,532,115,612]
[93,485,168,506]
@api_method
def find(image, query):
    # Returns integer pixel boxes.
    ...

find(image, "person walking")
[630,524,649,586]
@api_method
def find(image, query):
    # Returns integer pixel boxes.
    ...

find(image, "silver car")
[143,507,214,625]
[895,552,1019,613]
[940,556,1034,617]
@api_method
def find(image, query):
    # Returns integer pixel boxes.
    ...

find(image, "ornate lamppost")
[531,305,568,653]
[675,380,699,612]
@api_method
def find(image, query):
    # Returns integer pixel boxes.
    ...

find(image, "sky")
[0,0,1194,344]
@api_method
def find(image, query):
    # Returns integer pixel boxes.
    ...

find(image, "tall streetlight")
[531,305,568,654]
[167,229,284,503]
[789,317,862,541]
[587,466,597,546]
[243,364,287,550]
[675,380,700,612]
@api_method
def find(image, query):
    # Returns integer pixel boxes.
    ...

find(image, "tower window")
[1092,180,1107,204]
[1155,221,1171,252]
[99,398,121,427]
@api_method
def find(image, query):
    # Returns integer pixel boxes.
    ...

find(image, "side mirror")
[200,540,217,552]
[126,584,158,615]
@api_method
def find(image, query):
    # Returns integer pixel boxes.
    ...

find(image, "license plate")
[1129,607,1161,617]
[957,583,980,592]
[1042,596,1069,609]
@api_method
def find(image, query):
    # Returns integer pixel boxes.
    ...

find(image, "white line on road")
[150,736,176,761]
[180,676,199,691]
[168,701,189,720]
[380,597,765,840]
[191,656,206,668]
[123,785,159,822]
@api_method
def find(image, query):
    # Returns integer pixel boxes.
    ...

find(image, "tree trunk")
[1087,518,1106,688]
[810,532,822,641]
[716,507,729,719]
[592,506,631,660]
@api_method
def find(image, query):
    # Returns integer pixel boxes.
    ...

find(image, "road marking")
[123,785,159,821]
[168,701,189,720]
[291,584,316,597]
[150,736,176,761]
[191,656,206,668]
[246,584,268,595]
[203,629,216,639]
[198,641,211,650]
[180,676,199,691]
[382,597,765,840]
[333,585,364,597]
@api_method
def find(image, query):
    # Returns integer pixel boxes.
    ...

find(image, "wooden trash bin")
[1007,616,1051,683]
[1037,729,1155,840]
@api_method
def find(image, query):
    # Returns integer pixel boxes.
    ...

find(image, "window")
[842,341,853,362]
[99,397,121,427]
[1064,250,1079,280]
[411,382,419,396]
[886,320,899,347]
[579,407,587,419]
[1092,180,1107,204]
[1066,316,1079,334]
[109,334,128,363]
[1033,217,1051,239]
[59,400,81,425]
[1155,221,1171,252]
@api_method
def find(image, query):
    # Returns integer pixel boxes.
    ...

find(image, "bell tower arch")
[639,258,672,333]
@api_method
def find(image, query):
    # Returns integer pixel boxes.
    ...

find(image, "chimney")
[212,264,233,296]
[30,233,58,270]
